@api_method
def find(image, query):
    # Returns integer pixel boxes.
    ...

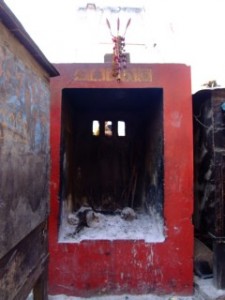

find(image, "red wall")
[49,64,194,297]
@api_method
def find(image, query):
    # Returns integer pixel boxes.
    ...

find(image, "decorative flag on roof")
[106,17,131,82]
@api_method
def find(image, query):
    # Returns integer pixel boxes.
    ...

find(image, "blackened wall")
[60,88,164,216]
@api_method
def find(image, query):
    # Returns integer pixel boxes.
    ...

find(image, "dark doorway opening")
[59,88,164,242]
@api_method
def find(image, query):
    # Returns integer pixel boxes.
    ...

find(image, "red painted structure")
[49,63,193,297]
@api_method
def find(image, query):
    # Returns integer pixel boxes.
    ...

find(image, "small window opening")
[118,121,126,136]
[105,121,112,136]
[92,120,100,136]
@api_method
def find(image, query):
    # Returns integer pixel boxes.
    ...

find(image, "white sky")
[4,0,225,92]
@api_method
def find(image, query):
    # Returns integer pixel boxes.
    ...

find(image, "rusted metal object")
[0,2,58,299]
[193,88,225,289]
[0,222,48,299]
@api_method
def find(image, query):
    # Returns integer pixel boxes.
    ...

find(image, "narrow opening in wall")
[59,88,164,243]
[105,121,112,136]
[92,120,100,136]
[118,121,126,136]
